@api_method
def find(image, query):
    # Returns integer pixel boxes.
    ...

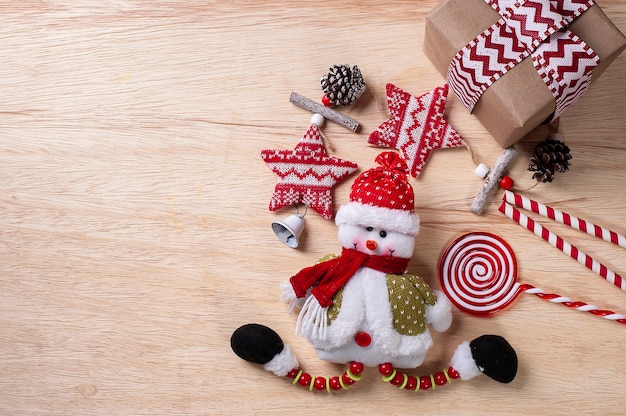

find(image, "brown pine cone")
[528,138,572,183]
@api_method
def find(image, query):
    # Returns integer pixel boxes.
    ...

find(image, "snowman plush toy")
[231,152,517,393]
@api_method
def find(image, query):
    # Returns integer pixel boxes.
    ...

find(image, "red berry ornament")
[499,175,514,190]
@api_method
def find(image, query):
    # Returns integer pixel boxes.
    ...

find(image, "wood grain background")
[1,1,625,415]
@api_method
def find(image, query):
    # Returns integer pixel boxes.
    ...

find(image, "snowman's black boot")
[230,323,298,377]
[470,334,518,383]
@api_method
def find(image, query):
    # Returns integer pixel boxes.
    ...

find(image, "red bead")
[329,376,342,390]
[286,368,299,379]
[313,376,327,391]
[322,94,333,106]
[499,175,514,190]
[434,371,448,386]
[447,366,461,380]
[297,372,312,387]
[341,372,356,385]
[378,363,394,376]
[350,361,364,375]
[420,375,432,390]
[405,375,418,390]
[354,331,372,347]
[390,372,404,386]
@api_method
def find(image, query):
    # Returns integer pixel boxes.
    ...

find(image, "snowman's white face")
[337,223,415,258]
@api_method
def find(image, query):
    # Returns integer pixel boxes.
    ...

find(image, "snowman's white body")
[288,221,452,369]
[310,265,435,368]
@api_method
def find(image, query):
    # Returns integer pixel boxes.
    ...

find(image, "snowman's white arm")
[425,290,453,332]
[280,280,306,313]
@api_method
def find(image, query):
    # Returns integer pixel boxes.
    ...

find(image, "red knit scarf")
[289,247,410,308]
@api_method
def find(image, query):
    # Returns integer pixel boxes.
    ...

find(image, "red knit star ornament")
[368,83,465,178]
[261,125,358,219]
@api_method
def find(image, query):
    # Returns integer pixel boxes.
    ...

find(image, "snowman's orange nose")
[366,240,377,251]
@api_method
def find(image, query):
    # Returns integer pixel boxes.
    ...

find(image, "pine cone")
[528,138,572,183]
[320,64,366,107]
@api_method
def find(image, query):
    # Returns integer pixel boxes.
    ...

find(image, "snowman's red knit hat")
[335,151,420,236]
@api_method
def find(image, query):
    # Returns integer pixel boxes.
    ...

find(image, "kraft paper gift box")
[424,0,626,148]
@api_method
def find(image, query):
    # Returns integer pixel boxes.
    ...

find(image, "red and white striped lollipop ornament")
[439,232,626,325]
[439,232,520,316]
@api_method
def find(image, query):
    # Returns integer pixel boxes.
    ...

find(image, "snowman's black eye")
[366,226,373,232]
[379,230,387,238]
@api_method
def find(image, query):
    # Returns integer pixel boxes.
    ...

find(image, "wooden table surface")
[1,2,625,415]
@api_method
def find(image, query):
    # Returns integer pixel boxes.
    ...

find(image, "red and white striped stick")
[499,194,626,292]
[503,190,626,248]
[518,283,626,325]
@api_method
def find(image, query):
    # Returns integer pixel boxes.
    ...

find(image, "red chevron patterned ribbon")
[447,0,600,120]
[532,30,599,119]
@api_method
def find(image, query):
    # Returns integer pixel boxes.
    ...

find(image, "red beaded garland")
[298,372,312,387]
[287,362,458,393]
[447,366,461,380]
[390,372,404,386]
[378,362,460,392]
[350,361,364,375]
[329,376,342,390]
[341,372,356,386]
[322,95,332,106]
[434,371,448,386]
[313,376,327,391]
[378,363,394,376]
[405,375,418,390]
[286,368,299,379]
[286,363,366,392]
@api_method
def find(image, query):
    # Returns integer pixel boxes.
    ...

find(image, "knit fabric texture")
[349,151,414,212]
[368,83,465,178]
[289,247,410,308]
[261,124,358,219]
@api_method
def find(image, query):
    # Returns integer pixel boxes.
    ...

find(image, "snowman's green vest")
[318,254,438,336]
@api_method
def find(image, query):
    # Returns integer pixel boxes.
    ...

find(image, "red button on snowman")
[232,152,517,392]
